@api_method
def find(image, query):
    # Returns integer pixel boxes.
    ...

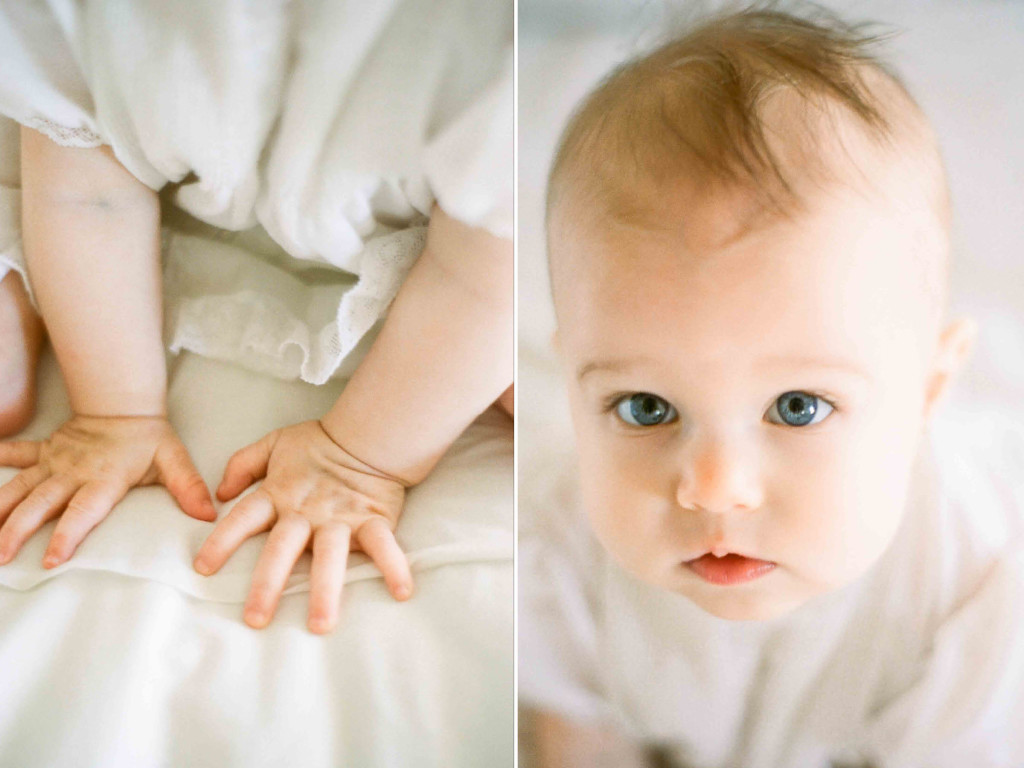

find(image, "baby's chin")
[682,587,808,622]
[666,565,820,623]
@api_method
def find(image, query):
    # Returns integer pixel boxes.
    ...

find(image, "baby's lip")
[684,552,777,586]
[685,545,773,564]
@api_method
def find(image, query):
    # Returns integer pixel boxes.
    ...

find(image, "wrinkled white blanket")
[0,348,513,768]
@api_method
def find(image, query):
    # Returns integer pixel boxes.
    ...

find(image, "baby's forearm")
[20,127,166,416]
[320,206,512,485]
[525,709,651,768]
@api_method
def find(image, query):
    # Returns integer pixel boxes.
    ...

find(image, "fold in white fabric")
[0,565,513,768]
[0,0,512,382]
[0,343,512,767]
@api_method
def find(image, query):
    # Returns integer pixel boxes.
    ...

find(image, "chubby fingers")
[193,489,275,575]
[0,464,49,526]
[0,470,72,564]
[43,480,131,567]
[0,440,41,468]
[356,517,413,602]
[156,439,216,522]
[243,513,311,629]
[217,431,279,502]
[307,522,352,634]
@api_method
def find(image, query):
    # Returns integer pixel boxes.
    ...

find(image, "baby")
[0,133,510,635]
[523,6,1024,768]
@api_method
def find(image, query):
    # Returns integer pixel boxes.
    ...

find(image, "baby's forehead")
[550,209,950,407]
[548,173,947,356]
[548,93,950,336]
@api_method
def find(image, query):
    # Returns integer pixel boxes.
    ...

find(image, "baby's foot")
[0,271,44,436]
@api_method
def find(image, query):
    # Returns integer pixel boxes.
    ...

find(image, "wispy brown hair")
[547,2,950,242]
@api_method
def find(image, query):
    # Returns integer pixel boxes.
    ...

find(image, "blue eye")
[615,393,677,427]
[766,391,833,427]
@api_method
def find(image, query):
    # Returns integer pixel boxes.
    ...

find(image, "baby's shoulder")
[916,407,1024,612]
[928,407,1024,537]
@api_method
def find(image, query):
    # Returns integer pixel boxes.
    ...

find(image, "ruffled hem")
[24,117,103,149]
[163,225,428,384]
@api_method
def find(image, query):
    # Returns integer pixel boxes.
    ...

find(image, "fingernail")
[245,608,267,626]
[0,549,10,565]
[394,584,412,600]
[42,553,60,568]
[193,558,211,575]
[309,617,331,634]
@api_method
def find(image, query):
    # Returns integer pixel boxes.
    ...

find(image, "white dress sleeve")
[0,3,105,149]
[860,417,1024,767]
[422,49,513,241]
[518,357,615,723]
[519,524,613,723]
[860,549,1024,767]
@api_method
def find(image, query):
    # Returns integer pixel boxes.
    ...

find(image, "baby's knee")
[497,384,514,418]
[0,389,35,437]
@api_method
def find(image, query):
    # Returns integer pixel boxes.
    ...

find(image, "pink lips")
[685,553,776,585]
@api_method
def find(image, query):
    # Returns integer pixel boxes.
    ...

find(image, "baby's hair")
[547,0,952,319]
[552,1,950,234]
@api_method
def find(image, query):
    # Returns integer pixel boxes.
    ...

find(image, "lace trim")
[163,226,427,385]
[26,117,103,148]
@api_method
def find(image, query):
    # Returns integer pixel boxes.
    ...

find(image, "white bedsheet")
[0,347,513,767]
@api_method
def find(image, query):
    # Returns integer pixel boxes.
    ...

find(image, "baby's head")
[547,5,976,621]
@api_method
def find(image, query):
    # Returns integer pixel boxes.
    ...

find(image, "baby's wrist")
[69,392,167,419]
[316,416,419,487]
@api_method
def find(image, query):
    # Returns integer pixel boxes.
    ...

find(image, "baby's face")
[552,184,950,621]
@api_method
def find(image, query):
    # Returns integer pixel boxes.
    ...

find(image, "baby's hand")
[0,415,217,567]
[192,420,412,635]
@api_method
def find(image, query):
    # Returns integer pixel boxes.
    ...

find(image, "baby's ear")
[922,315,978,421]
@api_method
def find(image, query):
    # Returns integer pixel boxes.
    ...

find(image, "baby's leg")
[0,270,44,436]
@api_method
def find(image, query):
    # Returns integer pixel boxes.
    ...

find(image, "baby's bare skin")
[0,271,44,437]
[195,206,513,634]
[0,127,218,569]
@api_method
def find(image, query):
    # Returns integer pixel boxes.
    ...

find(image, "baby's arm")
[320,205,513,484]
[19,127,167,416]
[525,709,652,768]
[195,206,512,633]
[0,128,215,568]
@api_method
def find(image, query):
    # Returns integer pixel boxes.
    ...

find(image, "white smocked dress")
[0,0,512,383]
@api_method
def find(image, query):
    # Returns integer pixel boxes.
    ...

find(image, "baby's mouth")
[684,552,776,586]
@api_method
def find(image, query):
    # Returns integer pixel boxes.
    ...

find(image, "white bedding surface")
[0,348,513,767]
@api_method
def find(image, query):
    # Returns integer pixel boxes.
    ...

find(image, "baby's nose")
[674,433,763,515]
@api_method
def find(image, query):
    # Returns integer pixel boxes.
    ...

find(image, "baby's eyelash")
[599,390,841,414]
[802,390,839,410]
[601,392,631,413]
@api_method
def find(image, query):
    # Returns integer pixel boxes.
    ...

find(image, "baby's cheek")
[780,430,906,590]
[581,437,673,570]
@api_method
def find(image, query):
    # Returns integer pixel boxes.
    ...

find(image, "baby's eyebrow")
[576,356,652,382]
[576,355,871,383]
[757,354,872,383]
